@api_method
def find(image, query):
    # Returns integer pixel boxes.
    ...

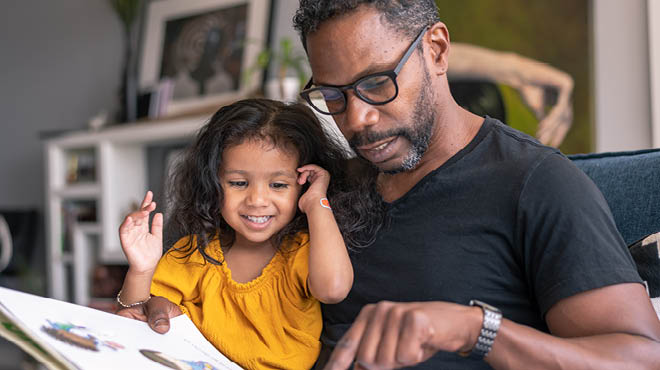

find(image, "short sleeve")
[282,232,314,305]
[518,153,642,314]
[151,236,206,319]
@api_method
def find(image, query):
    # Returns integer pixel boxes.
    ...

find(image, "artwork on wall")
[436,0,592,153]
[139,0,271,117]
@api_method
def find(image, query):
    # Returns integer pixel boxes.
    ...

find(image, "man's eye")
[271,183,289,189]
[228,181,247,187]
[359,76,390,91]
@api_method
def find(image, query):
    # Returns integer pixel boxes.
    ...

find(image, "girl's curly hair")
[164,98,386,264]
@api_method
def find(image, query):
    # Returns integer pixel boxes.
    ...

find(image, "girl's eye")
[270,183,289,189]
[228,181,247,188]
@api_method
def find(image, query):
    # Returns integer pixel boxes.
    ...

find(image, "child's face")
[219,139,302,248]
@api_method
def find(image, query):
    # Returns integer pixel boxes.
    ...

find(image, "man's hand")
[116,296,183,334]
[324,301,482,370]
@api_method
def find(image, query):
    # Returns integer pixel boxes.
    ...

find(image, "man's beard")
[348,73,436,174]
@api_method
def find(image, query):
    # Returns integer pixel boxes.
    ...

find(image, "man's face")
[305,7,436,174]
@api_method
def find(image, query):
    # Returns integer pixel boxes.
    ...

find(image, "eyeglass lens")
[307,74,397,114]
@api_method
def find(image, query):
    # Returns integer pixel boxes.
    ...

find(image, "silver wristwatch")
[467,299,502,359]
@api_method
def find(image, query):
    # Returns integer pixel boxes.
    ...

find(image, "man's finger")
[324,305,373,370]
[396,309,435,365]
[375,304,405,366]
[355,301,392,365]
[145,296,180,334]
[116,306,147,322]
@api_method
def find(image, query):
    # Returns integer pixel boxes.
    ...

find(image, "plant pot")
[265,77,300,102]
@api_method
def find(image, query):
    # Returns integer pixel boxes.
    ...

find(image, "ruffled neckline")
[211,243,285,292]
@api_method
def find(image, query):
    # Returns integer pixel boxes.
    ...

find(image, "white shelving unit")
[43,114,211,305]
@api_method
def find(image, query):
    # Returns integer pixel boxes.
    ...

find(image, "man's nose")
[342,92,379,136]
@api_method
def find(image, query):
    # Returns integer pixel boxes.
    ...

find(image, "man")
[123,1,660,369]
[292,1,660,369]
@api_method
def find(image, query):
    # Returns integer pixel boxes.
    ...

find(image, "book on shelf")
[0,287,242,370]
[65,149,96,184]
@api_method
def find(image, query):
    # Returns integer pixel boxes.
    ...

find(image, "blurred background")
[0,0,658,368]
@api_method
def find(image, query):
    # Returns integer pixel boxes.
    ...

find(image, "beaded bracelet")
[116,289,151,308]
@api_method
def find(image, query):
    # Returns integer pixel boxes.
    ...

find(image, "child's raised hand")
[119,191,163,275]
[297,164,331,214]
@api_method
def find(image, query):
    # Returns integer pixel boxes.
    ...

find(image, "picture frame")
[436,0,592,154]
[649,0,660,148]
[139,0,271,117]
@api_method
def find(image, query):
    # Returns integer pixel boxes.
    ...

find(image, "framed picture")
[436,0,592,154]
[139,0,271,116]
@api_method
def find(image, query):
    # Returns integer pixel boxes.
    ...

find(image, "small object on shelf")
[244,37,309,102]
[62,201,97,224]
[65,149,96,184]
[87,110,108,131]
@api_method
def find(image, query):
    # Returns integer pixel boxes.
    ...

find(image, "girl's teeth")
[246,216,270,223]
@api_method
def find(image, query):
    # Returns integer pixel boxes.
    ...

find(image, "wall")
[0,0,123,209]
[268,0,304,69]
[593,0,652,152]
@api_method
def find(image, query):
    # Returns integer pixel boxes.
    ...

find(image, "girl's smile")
[240,215,273,230]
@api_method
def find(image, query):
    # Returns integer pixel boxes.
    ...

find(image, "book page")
[0,309,70,370]
[0,287,242,370]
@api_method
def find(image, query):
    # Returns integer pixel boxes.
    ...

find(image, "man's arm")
[489,283,660,369]
[324,283,660,369]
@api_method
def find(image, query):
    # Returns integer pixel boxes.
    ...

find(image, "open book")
[0,286,242,370]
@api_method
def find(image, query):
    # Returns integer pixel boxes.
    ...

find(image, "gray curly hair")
[293,0,440,51]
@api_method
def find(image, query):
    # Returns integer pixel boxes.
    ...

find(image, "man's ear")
[426,22,450,75]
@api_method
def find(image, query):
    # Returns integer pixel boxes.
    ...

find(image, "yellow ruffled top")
[151,232,321,370]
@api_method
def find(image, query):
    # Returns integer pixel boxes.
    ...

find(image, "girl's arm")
[117,191,163,306]
[297,165,353,304]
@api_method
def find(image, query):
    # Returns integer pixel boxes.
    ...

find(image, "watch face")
[469,299,501,313]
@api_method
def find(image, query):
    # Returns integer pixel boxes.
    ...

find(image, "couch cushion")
[569,149,660,246]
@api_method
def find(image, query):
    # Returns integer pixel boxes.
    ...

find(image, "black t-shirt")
[320,117,642,369]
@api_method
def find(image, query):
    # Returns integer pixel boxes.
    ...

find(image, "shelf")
[60,252,74,264]
[74,222,102,235]
[44,114,210,147]
[52,183,101,198]
[44,114,211,305]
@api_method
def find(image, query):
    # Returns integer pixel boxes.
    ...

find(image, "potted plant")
[109,0,144,122]
[244,37,309,102]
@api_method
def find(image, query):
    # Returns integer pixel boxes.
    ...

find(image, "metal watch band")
[468,299,502,360]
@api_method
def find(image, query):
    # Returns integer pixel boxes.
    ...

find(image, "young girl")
[116,99,384,369]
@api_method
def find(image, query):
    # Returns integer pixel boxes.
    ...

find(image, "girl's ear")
[426,22,450,76]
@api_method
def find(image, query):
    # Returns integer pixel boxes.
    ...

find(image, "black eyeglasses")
[300,26,429,115]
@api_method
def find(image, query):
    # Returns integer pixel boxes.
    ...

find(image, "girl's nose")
[245,185,269,207]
